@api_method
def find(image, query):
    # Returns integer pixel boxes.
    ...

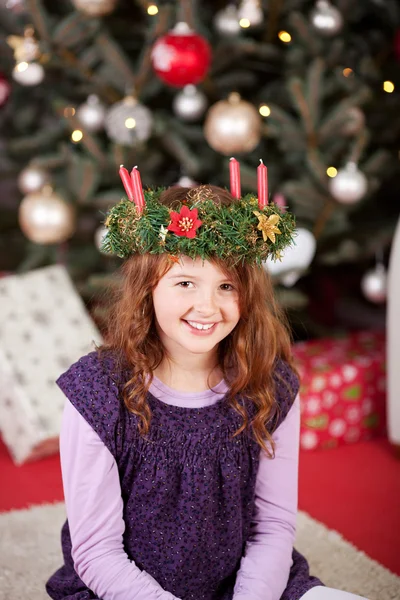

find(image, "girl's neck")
[153,360,224,393]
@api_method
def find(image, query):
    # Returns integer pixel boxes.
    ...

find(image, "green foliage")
[102,189,296,266]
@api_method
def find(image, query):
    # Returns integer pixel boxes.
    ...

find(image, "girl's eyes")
[177,282,234,291]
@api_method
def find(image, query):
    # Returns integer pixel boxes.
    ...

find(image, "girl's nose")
[194,290,218,315]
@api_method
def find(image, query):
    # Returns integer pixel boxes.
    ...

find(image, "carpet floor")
[0,502,399,600]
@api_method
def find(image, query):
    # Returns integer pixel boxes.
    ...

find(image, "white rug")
[0,503,399,600]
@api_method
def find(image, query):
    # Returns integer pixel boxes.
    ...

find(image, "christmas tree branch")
[178,0,196,29]
[288,78,317,147]
[307,58,324,127]
[313,199,336,240]
[265,0,284,42]
[54,103,108,165]
[134,5,172,96]
[349,129,369,165]
[25,0,51,42]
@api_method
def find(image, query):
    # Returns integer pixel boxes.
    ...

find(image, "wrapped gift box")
[293,331,386,451]
[0,265,103,464]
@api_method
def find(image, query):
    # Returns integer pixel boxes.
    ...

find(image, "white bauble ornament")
[71,0,117,16]
[329,162,368,204]
[19,186,75,244]
[214,4,241,36]
[175,175,197,187]
[94,225,110,254]
[204,92,261,155]
[76,94,106,133]
[172,85,207,121]
[310,0,343,37]
[263,228,316,286]
[18,164,49,194]
[238,0,263,27]
[105,96,153,146]
[361,264,387,304]
[12,61,44,86]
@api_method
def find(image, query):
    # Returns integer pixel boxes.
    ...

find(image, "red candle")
[257,159,268,208]
[119,165,134,201]
[130,166,145,213]
[229,157,241,199]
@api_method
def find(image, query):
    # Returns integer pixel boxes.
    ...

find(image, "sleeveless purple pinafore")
[46,351,323,600]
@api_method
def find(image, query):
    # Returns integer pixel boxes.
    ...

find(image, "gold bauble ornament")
[19,186,76,244]
[204,92,261,155]
[71,0,118,16]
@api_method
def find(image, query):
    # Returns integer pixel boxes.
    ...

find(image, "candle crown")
[103,164,296,266]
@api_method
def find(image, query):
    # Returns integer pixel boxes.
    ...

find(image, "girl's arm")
[60,400,181,600]
[232,395,301,600]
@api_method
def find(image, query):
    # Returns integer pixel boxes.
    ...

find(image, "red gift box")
[293,331,387,451]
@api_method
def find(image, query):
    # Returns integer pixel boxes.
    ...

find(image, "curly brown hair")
[100,185,297,457]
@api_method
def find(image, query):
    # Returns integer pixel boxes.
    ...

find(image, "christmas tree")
[0,0,399,337]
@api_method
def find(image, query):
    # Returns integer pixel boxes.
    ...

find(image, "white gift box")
[0,265,103,464]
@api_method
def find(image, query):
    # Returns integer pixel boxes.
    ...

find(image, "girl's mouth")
[183,320,218,335]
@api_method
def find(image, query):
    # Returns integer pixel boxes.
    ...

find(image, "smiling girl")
[46,167,368,600]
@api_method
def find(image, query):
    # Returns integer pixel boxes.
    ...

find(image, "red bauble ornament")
[0,72,11,108]
[151,22,211,88]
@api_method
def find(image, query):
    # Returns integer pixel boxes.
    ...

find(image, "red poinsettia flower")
[167,205,202,239]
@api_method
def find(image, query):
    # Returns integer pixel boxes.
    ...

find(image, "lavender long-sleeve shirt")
[60,375,300,600]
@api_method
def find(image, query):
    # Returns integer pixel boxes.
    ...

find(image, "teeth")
[187,321,215,331]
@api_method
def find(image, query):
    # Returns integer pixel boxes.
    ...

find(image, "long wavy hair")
[100,185,297,457]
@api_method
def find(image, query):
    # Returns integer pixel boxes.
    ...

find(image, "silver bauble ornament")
[76,94,106,133]
[12,62,44,86]
[237,0,263,27]
[71,0,117,16]
[214,4,241,36]
[263,228,316,287]
[105,96,153,146]
[204,92,261,155]
[19,186,76,244]
[361,264,387,304]
[94,225,111,254]
[310,0,343,37]
[18,165,49,194]
[175,175,197,187]
[329,162,368,204]
[172,85,207,121]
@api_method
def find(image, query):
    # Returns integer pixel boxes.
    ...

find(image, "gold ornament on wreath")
[204,92,262,155]
[19,185,76,245]
[71,0,118,16]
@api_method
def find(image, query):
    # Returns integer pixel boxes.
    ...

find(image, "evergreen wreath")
[101,186,296,266]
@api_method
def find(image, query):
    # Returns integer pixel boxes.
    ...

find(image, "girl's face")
[152,256,240,361]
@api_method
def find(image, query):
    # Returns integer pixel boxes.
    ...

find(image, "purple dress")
[46,351,322,600]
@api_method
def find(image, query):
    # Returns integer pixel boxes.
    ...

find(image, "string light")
[63,107,76,117]
[71,129,83,142]
[239,18,251,28]
[278,31,291,43]
[343,68,353,77]
[383,81,394,93]
[125,118,136,129]
[327,167,337,178]
[147,4,158,15]
[16,61,28,72]
[259,104,271,117]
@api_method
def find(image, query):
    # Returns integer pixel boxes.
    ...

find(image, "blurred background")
[1,0,399,338]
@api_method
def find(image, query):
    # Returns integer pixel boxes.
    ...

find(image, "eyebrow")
[168,274,232,281]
